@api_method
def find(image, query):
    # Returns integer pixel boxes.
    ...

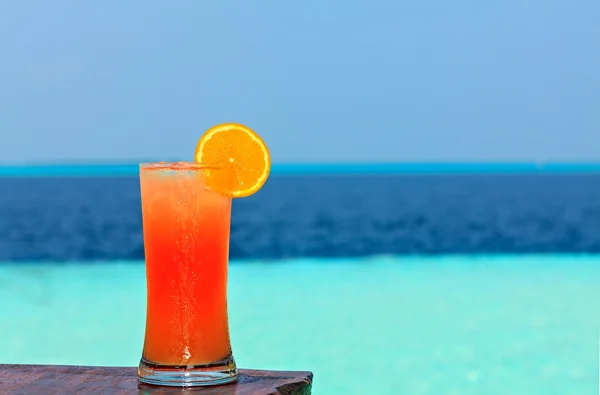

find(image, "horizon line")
[1,161,600,176]
[1,159,600,165]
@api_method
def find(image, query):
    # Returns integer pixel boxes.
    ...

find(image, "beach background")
[1,169,599,394]
[1,1,599,394]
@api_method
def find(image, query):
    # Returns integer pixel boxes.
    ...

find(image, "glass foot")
[138,355,237,387]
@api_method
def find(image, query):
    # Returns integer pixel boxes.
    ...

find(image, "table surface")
[0,364,313,395]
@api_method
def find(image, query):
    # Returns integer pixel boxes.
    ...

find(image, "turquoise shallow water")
[1,255,599,394]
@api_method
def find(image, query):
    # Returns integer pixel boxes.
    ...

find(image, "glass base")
[138,355,237,387]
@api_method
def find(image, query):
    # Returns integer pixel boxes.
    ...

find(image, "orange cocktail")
[137,123,270,388]
[138,163,236,386]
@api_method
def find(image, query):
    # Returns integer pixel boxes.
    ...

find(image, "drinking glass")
[137,162,237,387]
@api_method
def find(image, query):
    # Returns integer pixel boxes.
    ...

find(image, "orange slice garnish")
[194,123,271,198]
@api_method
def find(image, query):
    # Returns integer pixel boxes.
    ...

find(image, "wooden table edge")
[0,364,313,395]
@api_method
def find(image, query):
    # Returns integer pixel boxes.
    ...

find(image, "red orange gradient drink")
[138,124,270,387]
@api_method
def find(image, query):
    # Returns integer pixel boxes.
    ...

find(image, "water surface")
[0,255,597,394]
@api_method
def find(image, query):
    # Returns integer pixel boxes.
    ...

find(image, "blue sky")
[0,1,598,164]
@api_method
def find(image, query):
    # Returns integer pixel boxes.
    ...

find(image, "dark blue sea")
[1,166,599,261]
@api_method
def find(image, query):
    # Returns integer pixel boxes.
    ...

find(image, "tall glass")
[137,162,237,387]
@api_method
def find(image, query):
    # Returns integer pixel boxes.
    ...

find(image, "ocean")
[0,166,599,394]
[1,171,600,261]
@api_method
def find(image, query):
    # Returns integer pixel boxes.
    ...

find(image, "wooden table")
[0,364,313,395]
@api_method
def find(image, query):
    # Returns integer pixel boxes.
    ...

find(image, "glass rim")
[139,161,221,170]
